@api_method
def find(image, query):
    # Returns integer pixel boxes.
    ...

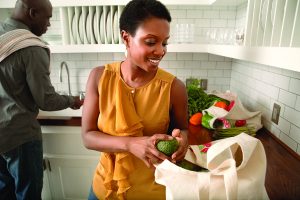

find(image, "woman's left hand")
[171,129,189,162]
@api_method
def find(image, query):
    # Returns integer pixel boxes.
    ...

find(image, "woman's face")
[127,17,170,72]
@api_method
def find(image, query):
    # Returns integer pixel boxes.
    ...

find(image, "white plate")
[106,10,112,44]
[71,14,77,44]
[270,0,276,27]
[88,7,96,44]
[82,6,88,44]
[118,6,124,44]
[86,12,91,43]
[78,13,84,44]
[93,7,99,43]
[260,0,267,31]
[113,8,119,44]
[100,11,105,44]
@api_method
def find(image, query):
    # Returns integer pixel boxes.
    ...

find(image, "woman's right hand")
[127,134,174,168]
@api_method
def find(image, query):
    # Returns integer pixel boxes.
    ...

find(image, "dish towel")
[0,29,49,62]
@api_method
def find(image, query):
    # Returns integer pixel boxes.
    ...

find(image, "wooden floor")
[256,129,300,200]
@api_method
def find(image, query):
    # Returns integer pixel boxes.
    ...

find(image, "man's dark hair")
[119,0,172,36]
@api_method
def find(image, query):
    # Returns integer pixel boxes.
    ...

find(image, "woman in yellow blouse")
[81,0,189,199]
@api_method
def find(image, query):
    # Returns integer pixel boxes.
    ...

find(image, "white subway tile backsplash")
[215,77,230,85]
[223,70,231,77]
[289,78,300,95]
[184,61,201,68]
[169,10,187,18]
[168,61,185,69]
[195,19,210,27]
[68,54,83,61]
[203,10,219,18]
[192,53,209,60]
[177,69,192,77]
[200,61,217,69]
[296,96,300,111]
[262,71,290,90]
[279,132,298,151]
[290,125,300,144]
[208,70,224,77]
[177,53,193,60]
[216,61,232,69]
[163,53,177,61]
[191,69,208,77]
[209,54,224,61]
[277,117,291,135]
[278,89,297,107]
[82,53,98,61]
[98,53,114,61]
[186,10,203,18]
[255,80,279,99]
[284,107,300,128]
[211,19,227,27]
[113,53,125,60]
[220,10,236,19]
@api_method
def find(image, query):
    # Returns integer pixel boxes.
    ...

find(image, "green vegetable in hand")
[156,138,179,156]
[176,160,208,172]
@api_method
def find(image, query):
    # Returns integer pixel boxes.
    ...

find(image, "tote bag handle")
[206,133,259,200]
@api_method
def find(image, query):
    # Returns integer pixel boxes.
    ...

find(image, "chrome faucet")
[59,61,71,96]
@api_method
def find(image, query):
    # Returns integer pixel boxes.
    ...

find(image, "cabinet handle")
[43,159,47,171]
[47,159,52,172]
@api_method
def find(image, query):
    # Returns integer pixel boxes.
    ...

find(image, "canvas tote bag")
[155,133,269,200]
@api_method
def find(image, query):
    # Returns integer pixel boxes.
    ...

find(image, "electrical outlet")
[186,78,200,87]
[200,79,208,90]
[271,103,281,124]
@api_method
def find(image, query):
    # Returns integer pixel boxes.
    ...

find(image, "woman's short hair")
[119,0,171,36]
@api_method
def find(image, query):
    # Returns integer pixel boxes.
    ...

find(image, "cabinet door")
[42,170,52,200]
[45,156,98,200]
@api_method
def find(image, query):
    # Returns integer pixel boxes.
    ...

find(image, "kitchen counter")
[38,118,300,200]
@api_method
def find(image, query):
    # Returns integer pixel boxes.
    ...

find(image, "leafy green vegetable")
[187,80,229,117]
[213,125,256,139]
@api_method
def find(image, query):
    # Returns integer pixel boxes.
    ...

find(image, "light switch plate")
[201,79,208,90]
[271,103,281,124]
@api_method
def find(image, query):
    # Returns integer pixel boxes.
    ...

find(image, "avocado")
[156,138,179,156]
[176,160,208,172]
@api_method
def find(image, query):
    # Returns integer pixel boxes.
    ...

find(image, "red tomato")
[189,112,203,126]
[235,120,246,127]
[226,100,235,111]
[214,101,228,110]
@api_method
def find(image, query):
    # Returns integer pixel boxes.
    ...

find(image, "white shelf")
[49,44,208,53]
[49,43,300,72]
[0,0,217,8]
[49,44,125,53]
[208,44,300,72]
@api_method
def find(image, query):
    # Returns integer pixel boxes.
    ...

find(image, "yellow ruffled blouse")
[92,62,175,200]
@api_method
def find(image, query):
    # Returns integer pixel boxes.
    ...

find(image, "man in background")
[0,0,83,199]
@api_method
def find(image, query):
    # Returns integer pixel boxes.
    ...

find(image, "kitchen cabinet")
[41,125,99,200]
[0,0,299,71]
